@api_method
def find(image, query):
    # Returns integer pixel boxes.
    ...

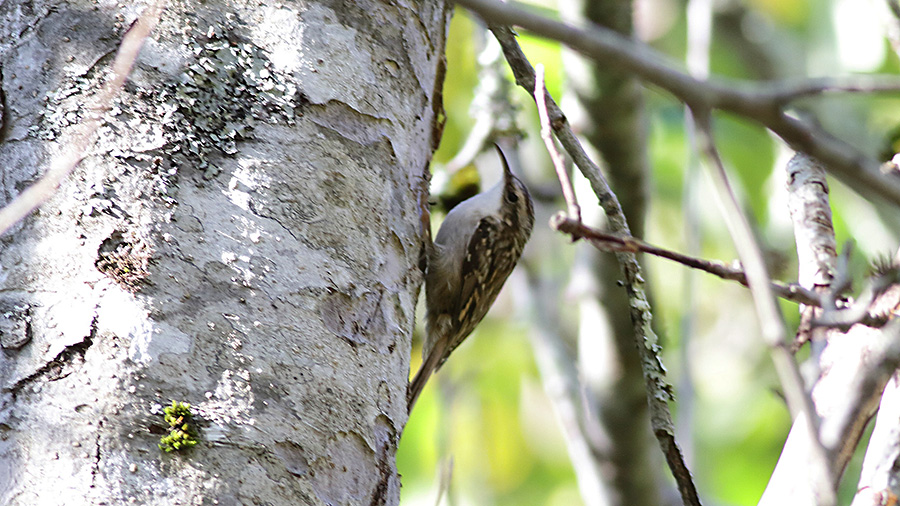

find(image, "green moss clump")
[158,400,199,453]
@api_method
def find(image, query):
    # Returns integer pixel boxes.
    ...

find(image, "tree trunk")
[0,1,449,504]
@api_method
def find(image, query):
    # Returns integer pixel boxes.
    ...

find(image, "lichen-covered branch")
[487,23,702,506]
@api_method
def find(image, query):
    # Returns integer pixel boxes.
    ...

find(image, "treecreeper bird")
[407,144,535,412]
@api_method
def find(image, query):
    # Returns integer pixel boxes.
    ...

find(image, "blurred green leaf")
[747,0,811,28]
[715,113,775,223]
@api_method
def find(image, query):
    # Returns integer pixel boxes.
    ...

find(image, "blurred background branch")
[455,0,900,207]
[399,1,900,505]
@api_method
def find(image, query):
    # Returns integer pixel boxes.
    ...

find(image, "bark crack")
[0,64,9,144]
[4,314,97,397]
[90,418,104,487]
[367,439,392,506]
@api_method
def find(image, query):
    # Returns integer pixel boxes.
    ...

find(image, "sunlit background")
[399,0,900,504]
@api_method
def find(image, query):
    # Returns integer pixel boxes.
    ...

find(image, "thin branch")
[534,64,580,221]
[454,0,900,207]
[0,2,166,236]
[550,214,822,307]
[889,0,900,20]
[812,272,896,330]
[763,75,900,103]
[487,23,703,506]
[692,110,836,505]
[550,214,894,333]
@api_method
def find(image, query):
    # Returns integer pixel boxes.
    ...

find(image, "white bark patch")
[202,368,256,427]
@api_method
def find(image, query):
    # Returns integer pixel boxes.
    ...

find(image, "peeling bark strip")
[786,153,836,350]
[786,154,837,292]
[0,1,451,504]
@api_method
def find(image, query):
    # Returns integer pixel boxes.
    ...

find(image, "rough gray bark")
[0,1,449,504]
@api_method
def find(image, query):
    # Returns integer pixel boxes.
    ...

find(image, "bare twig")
[0,2,166,236]
[763,75,900,103]
[534,64,580,221]
[551,213,895,333]
[889,0,900,20]
[454,0,900,207]
[550,214,821,307]
[692,111,836,505]
[813,271,897,330]
[487,23,703,506]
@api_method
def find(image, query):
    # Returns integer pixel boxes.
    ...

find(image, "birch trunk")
[0,1,449,504]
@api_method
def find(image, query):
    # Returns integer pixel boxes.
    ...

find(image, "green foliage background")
[399,1,900,504]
